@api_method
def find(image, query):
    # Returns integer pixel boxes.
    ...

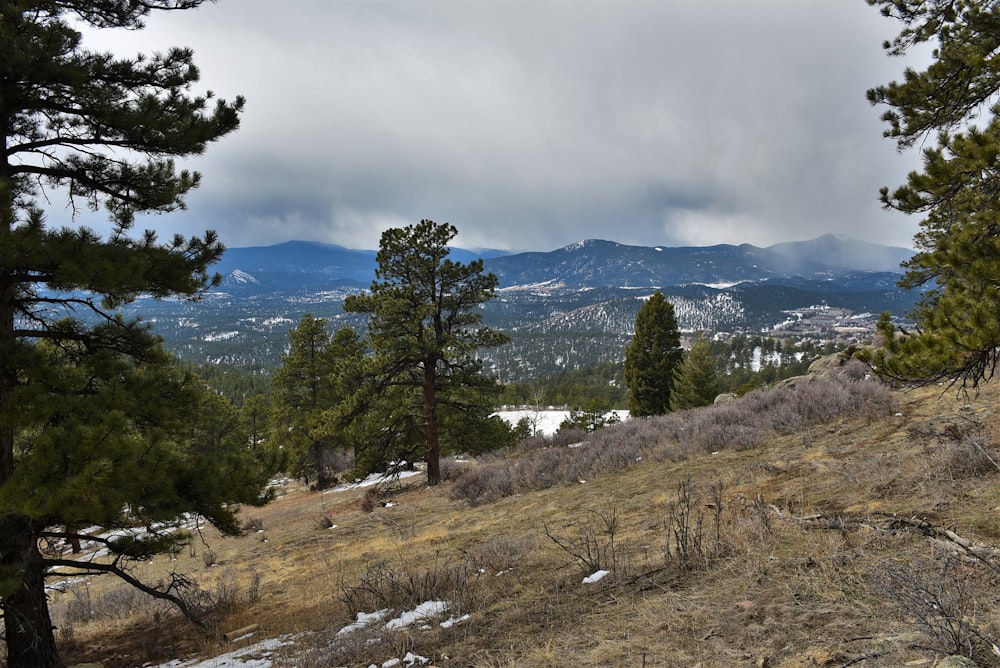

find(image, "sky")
[72,1,930,253]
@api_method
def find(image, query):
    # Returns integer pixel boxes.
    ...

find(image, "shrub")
[451,368,897,505]
[868,556,999,662]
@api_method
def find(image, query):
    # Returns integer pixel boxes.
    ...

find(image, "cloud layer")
[69,1,925,252]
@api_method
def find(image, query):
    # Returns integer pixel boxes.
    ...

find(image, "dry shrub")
[339,554,482,619]
[664,480,725,571]
[448,459,515,506]
[545,507,622,577]
[211,568,263,615]
[907,413,1000,481]
[468,533,538,575]
[933,436,1000,480]
[868,555,1000,664]
[241,516,264,534]
[360,487,381,513]
[57,582,172,625]
[452,369,897,505]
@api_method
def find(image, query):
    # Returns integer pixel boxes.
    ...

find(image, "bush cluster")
[452,364,897,505]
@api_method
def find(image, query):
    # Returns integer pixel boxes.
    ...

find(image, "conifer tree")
[865,0,1000,387]
[624,291,683,416]
[0,3,249,665]
[270,314,365,489]
[344,221,509,486]
[670,334,720,411]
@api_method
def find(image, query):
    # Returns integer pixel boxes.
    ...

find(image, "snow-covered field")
[494,409,628,436]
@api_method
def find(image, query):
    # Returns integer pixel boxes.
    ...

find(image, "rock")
[806,352,849,376]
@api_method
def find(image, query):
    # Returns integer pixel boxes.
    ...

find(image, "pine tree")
[0,3,248,665]
[270,315,365,489]
[624,291,683,416]
[344,221,509,486]
[670,334,720,411]
[865,1,1000,387]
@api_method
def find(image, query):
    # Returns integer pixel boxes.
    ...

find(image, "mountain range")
[121,234,919,377]
[213,234,914,295]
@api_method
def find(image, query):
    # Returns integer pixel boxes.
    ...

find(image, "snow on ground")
[323,466,423,495]
[495,409,628,436]
[153,636,294,668]
[150,600,464,668]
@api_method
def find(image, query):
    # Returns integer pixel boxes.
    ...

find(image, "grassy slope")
[55,378,1000,667]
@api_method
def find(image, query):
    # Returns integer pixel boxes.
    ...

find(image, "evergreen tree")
[0,3,247,665]
[344,221,509,486]
[865,0,1000,387]
[624,291,682,416]
[670,334,720,411]
[270,314,364,490]
[558,397,621,433]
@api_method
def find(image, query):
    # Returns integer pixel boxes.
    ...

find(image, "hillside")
[49,369,1000,668]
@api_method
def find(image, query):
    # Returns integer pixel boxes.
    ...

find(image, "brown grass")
[52,372,1000,667]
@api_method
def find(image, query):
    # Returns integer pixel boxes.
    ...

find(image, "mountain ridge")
[214,234,914,295]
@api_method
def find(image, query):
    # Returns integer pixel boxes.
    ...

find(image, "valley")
[122,235,919,381]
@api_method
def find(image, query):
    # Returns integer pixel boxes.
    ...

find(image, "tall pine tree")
[344,221,508,486]
[865,0,1000,387]
[624,291,682,416]
[270,314,365,489]
[0,3,251,665]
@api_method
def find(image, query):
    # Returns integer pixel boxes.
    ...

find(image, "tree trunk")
[422,363,440,486]
[0,515,65,668]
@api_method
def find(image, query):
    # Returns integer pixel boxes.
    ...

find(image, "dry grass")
[52,372,1000,667]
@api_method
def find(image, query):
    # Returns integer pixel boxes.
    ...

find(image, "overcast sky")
[74,1,928,252]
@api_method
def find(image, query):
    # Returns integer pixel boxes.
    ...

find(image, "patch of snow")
[440,614,471,629]
[696,281,741,289]
[152,636,294,668]
[229,270,259,285]
[336,609,389,637]
[494,410,629,437]
[203,330,240,342]
[497,279,566,293]
[325,468,422,494]
[375,653,430,668]
[583,570,610,584]
[385,600,448,630]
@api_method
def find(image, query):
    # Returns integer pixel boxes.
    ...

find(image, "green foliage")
[344,220,509,485]
[624,292,682,416]
[3,340,271,556]
[0,2,248,663]
[866,0,1000,387]
[712,335,829,394]
[190,362,271,406]
[671,334,720,411]
[558,397,622,433]
[498,361,627,409]
[269,315,365,489]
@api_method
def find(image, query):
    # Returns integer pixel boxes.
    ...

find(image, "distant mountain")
[212,241,512,295]
[211,235,912,296]
[212,241,375,295]
[113,235,919,377]
[484,235,913,289]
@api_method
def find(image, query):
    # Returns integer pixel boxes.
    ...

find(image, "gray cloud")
[70,1,925,252]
